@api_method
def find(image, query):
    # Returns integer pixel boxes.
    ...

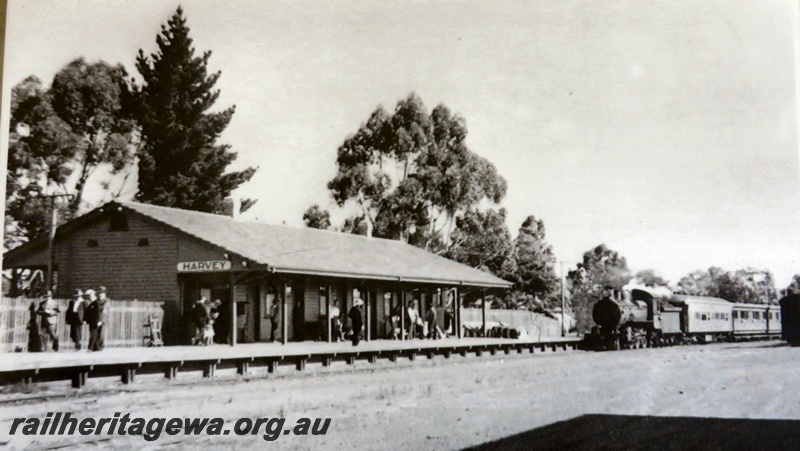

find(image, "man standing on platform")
[349,298,364,346]
[38,291,61,351]
[66,289,86,350]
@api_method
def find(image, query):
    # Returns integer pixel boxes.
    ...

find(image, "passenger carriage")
[669,295,733,341]
[731,303,777,338]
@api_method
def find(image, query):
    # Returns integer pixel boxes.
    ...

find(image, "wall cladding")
[57,213,179,303]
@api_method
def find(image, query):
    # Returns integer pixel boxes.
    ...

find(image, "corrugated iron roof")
[120,201,512,288]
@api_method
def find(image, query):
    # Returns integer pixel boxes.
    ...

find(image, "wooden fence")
[461,308,570,339]
[0,297,164,352]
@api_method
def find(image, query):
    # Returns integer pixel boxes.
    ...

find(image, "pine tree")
[513,215,559,307]
[133,7,255,213]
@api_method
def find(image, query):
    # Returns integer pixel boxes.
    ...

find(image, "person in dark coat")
[27,299,43,353]
[66,289,86,350]
[190,297,210,345]
[86,287,109,351]
[348,299,364,346]
[38,291,61,351]
[270,299,281,342]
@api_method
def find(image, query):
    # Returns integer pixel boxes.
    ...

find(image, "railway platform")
[0,336,582,389]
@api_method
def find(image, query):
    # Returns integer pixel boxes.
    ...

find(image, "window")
[701,314,708,321]
[753,312,760,320]
[733,311,739,319]
[695,312,701,319]
[138,238,150,246]
[741,311,749,319]
[87,239,98,248]
[109,211,129,232]
[777,313,781,320]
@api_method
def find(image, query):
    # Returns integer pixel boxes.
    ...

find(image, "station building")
[3,201,512,345]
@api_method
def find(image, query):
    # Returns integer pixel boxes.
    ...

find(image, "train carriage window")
[733,311,739,319]
[701,314,708,321]
[741,311,749,319]
[753,312,760,320]
[695,312,701,319]
[777,313,781,320]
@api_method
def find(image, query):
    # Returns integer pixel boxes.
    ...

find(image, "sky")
[2,0,799,287]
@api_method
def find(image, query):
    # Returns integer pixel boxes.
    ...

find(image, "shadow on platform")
[469,414,800,451]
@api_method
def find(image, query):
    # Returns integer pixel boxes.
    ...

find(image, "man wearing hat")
[348,298,364,347]
[66,289,86,350]
[86,287,109,351]
[37,291,61,351]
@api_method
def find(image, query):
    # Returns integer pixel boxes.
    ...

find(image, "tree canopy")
[676,267,777,304]
[445,208,514,277]
[133,7,256,213]
[303,204,331,230]
[6,59,136,248]
[511,215,560,308]
[327,93,506,249]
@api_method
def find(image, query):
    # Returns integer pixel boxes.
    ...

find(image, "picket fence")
[0,297,164,352]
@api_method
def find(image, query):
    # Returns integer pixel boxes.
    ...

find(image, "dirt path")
[2,341,799,450]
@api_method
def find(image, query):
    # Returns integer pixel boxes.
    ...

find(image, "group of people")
[384,300,447,340]
[28,287,109,352]
[321,299,364,346]
[189,297,222,346]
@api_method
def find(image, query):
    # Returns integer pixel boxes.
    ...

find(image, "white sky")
[2,0,799,287]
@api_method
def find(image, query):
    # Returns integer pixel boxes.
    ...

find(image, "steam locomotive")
[584,288,782,351]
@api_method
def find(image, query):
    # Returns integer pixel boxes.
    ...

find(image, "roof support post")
[230,272,237,347]
[481,289,487,338]
[400,287,406,341]
[365,283,371,342]
[455,287,462,339]
[281,278,288,345]
[326,283,332,343]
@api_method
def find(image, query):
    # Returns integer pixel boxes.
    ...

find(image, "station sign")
[177,260,232,272]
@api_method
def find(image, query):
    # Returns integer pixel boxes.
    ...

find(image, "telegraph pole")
[38,192,74,292]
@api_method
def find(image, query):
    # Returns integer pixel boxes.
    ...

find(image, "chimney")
[222,197,241,219]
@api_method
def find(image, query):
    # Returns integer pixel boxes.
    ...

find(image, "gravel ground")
[1,341,799,450]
